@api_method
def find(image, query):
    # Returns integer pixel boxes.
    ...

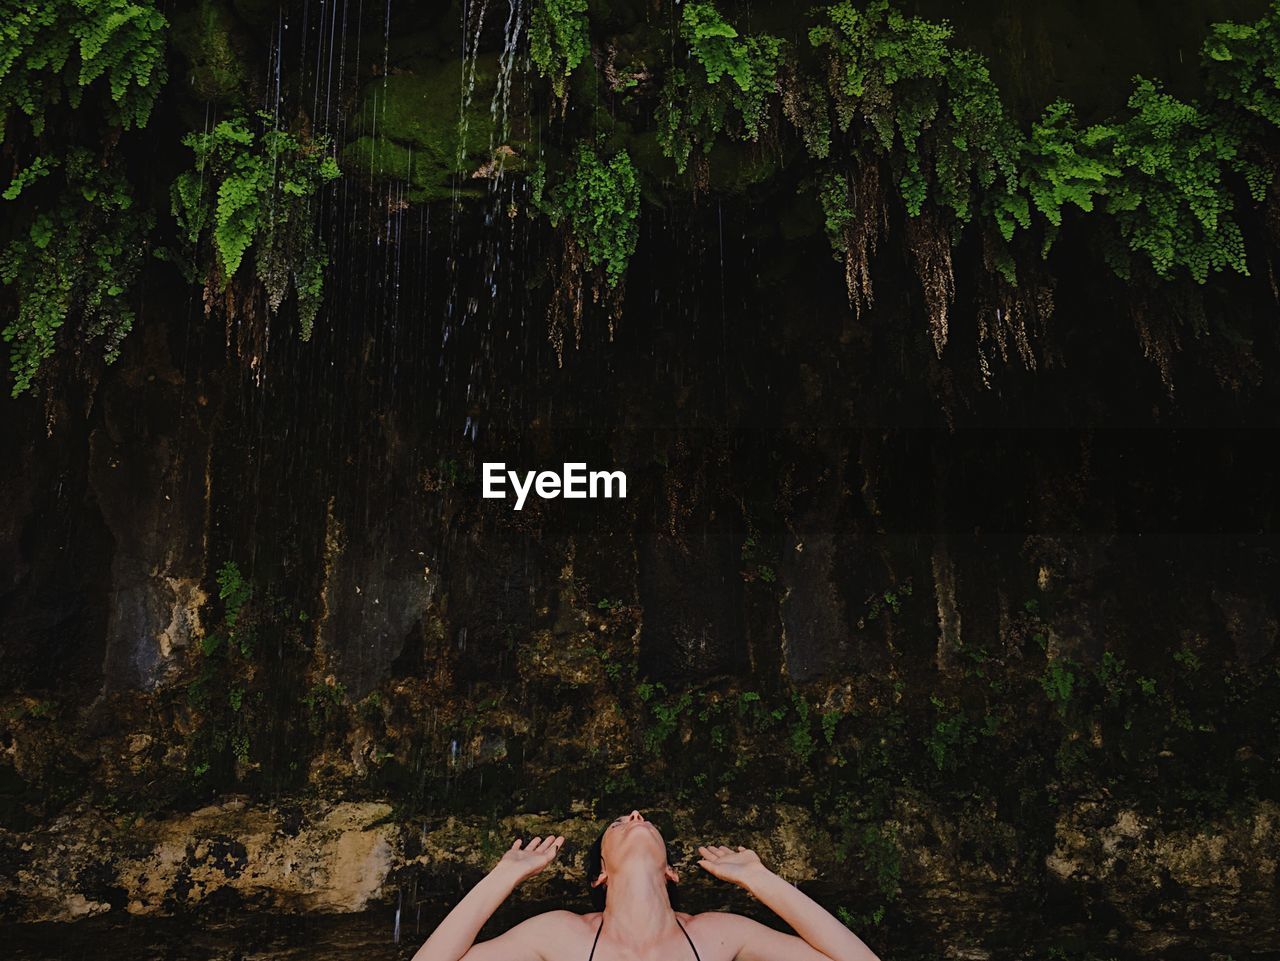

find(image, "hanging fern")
[530,142,641,364]
[1,148,152,396]
[801,0,1279,290]
[1203,1,1280,131]
[171,113,341,339]
[1018,100,1119,257]
[0,0,168,144]
[1096,78,1262,283]
[657,2,784,174]
[807,0,1026,239]
[808,0,950,215]
[530,0,590,100]
[532,142,639,287]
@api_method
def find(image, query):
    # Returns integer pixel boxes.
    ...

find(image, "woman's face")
[592,810,680,896]
[601,810,666,869]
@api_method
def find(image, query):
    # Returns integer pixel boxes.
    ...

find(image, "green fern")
[171,113,340,339]
[532,142,639,287]
[657,2,784,173]
[1,148,151,396]
[808,0,1025,240]
[529,0,590,100]
[0,1,168,144]
[1203,1,1280,130]
[806,0,1032,285]
[1020,101,1118,236]
[808,0,951,163]
[803,1,1277,288]
[1099,78,1257,282]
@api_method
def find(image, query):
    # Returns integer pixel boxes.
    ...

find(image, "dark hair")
[585,814,682,912]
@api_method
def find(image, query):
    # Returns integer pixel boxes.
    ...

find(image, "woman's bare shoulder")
[502,909,598,949]
[681,910,750,934]
[538,909,599,927]
[683,910,741,920]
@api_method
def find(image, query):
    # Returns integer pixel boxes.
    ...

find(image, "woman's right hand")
[494,835,566,885]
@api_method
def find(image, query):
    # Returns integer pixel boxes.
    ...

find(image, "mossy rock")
[342,55,531,202]
[703,140,780,194]
[171,0,252,104]
[626,130,779,198]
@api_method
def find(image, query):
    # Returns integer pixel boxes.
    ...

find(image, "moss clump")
[342,56,526,202]
[171,0,251,103]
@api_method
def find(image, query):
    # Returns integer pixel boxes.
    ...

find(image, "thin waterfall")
[490,0,525,166]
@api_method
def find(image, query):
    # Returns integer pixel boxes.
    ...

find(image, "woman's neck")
[601,865,681,947]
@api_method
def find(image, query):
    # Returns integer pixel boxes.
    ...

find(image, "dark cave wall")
[0,183,1275,798]
[1,113,1277,806]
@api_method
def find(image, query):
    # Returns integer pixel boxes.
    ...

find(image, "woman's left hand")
[696,844,769,888]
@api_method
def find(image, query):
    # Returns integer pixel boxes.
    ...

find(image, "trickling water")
[456,0,492,188]
[489,0,525,173]
[440,1,493,389]
[392,887,402,943]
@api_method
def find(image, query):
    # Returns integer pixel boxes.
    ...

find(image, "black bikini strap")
[587,917,603,961]
[675,918,702,961]
[588,916,699,961]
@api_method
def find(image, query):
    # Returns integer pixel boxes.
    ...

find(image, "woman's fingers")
[508,834,567,857]
[519,834,564,855]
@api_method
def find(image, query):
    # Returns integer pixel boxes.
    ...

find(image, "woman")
[411,809,882,961]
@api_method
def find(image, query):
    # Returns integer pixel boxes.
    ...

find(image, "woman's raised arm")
[410,835,567,961]
[696,845,882,961]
